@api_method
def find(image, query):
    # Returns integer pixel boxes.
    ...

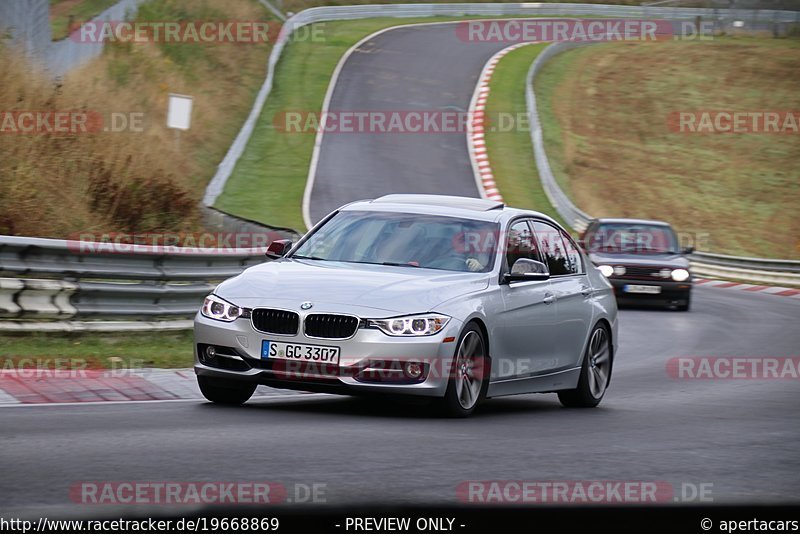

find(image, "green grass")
[482,43,567,229]
[0,331,194,369]
[50,0,120,41]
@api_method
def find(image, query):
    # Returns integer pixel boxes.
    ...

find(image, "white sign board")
[167,94,193,130]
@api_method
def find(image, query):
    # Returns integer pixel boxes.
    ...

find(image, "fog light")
[405,361,423,379]
[205,345,216,359]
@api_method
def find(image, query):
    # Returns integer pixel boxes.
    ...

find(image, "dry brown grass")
[537,38,800,259]
[0,0,273,238]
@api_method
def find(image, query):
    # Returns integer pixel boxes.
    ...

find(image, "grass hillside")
[1,0,274,238]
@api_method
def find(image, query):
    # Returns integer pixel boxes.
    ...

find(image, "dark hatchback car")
[579,218,693,311]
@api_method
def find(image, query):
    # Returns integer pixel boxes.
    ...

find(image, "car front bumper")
[608,278,692,305]
[193,312,463,397]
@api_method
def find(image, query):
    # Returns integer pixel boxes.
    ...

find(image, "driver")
[465,257,484,272]
[459,228,496,272]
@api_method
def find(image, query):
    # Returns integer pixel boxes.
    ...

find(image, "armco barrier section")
[0,235,271,331]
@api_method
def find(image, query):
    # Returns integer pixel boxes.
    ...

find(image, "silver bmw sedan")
[194,194,618,416]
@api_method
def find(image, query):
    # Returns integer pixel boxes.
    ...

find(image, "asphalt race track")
[308,23,507,224]
[2,286,799,516]
[3,22,798,519]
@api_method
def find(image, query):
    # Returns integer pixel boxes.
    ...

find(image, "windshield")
[585,223,679,254]
[290,210,499,273]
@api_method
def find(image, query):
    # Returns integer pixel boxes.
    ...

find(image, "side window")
[505,220,538,269]
[560,229,583,274]
[531,221,570,276]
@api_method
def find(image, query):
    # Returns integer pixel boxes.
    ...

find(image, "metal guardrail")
[524,40,800,286]
[687,251,800,285]
[525,40,596,234]
[0,235,270,331]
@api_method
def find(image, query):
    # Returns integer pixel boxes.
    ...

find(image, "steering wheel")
[426,252,468,271]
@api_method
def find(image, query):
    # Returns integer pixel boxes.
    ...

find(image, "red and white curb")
[467,42,538,202]
[694,278,800,299]
[0,368,306,405]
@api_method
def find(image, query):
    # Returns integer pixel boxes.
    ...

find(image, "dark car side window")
[560,229,584,274]
[505,219,540,270]
[531,221,572,276]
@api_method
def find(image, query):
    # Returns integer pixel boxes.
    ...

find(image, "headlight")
[671,268,690,282]
[613,265,626,276]
[201,294,248,322]
[598,265,614,277]
[368,314,450,336]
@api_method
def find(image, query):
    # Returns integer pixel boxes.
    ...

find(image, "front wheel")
[558,324,612,408]
[437,324,490,417]
[198,375,256,405]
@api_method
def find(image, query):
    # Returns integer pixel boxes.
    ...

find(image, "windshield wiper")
[380,261,420,268]
[291,255,325,260]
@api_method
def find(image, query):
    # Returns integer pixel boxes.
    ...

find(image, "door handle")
[543,293,556,305]
[581,286,593,297]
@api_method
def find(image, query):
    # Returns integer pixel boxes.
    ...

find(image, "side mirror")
[504,258,550,283]
[266,239,292,259]
[682,246,695,255]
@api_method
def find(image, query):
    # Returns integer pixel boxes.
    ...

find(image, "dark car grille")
[251,308,299,335]
[304,314,359,339]
[620,265,670,280]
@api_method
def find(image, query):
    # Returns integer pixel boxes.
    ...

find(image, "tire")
[437,323,490,417]
[558,323,612,408]
[197,375,257,405]
[676,292,691,312]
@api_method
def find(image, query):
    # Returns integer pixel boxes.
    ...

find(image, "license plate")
[624,284,662,294]
[261,340,340,365]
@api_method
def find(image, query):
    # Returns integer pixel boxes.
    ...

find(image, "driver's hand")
[466,258,484,272]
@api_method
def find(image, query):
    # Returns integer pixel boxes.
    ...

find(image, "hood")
[214,258,490,316]
[588,251,690,269]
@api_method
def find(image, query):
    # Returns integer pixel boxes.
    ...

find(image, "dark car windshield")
[290,210,499,273]
[585,223,679,254]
